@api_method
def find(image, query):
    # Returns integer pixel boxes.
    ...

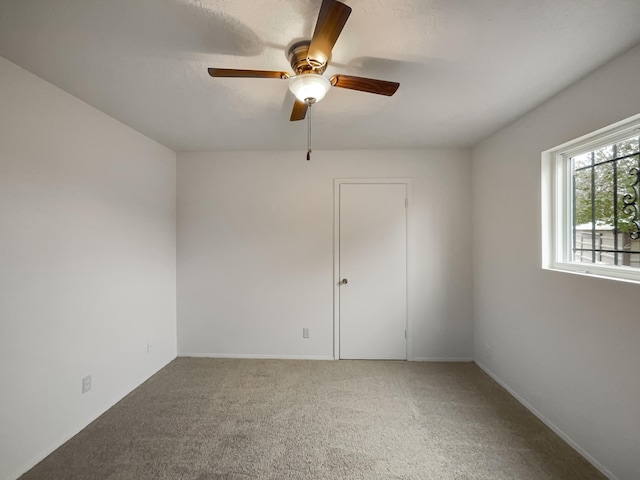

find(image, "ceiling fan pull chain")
[307,101,312,161]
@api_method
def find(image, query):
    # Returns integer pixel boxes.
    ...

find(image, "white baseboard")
[180,354,475,362]
[474,361,617,480]
[11,355,176,480]
[412,357,474,362]
[178,353,335,361]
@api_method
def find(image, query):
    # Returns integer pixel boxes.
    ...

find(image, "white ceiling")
[1,0,640,152]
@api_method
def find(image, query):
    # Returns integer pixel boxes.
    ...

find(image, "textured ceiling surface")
[1,0,640,152]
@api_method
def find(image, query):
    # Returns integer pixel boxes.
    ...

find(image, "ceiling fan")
[207,0,399,158]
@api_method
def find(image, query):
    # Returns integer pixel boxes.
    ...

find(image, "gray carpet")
[20,359,606,480]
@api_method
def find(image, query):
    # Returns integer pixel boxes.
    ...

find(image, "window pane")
[573,230,591,263]
[573,168,593,263]
[620,235,640,254]
[615,137,639,156]
[593,163,615,264]
[594,145,614,163]
[594,163,614,227]
[572,153,591,169]
[573,168,592,227]
[618,153,639,250]
[544,116,640,282]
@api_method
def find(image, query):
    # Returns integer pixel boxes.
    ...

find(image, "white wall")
[472,43,640,480]
[0,57,177,480]
[177,149,473,361]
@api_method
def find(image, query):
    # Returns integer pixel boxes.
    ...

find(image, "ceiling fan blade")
[290,99,309,121]
[330,74,399,96]
[307,0,352,67]
[208,68,290,79]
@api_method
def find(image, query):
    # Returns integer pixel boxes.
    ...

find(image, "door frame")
[333,178,413,360]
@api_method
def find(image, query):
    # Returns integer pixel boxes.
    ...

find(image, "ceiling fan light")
[288,74,331,103]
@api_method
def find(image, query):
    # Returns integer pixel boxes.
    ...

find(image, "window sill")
[543,263,640,285]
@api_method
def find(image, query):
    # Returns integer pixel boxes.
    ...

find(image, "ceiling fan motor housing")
[208,0,398,124]
[288,40,328,75]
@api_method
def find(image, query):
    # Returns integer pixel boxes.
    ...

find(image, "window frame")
[542,113,640,284]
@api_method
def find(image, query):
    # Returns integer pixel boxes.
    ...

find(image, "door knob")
[340,278,348,285]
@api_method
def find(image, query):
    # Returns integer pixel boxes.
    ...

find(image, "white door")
[339,183,407,359]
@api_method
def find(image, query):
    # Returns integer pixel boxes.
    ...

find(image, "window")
[542,114,640,283]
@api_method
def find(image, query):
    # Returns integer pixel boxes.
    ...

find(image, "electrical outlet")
[485,344,491,360]
[303,328,309,339]
[147,342,152,353]
[82,375,91,394]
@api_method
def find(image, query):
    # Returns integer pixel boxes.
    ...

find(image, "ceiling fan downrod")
[306,98,315,161]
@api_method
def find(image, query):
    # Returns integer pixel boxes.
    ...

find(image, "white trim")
[11,356,176,480]
[543,112,640,156]
[413,357,474,362]
[560,123,640,159]
[333,180,340,360]
[333,178,413,361]
[13,426,89,480]
[541,113,640,284]
[475,361,618,480]
[546,262,640,285]
[179,353,335,361]
[179,354,475,363]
